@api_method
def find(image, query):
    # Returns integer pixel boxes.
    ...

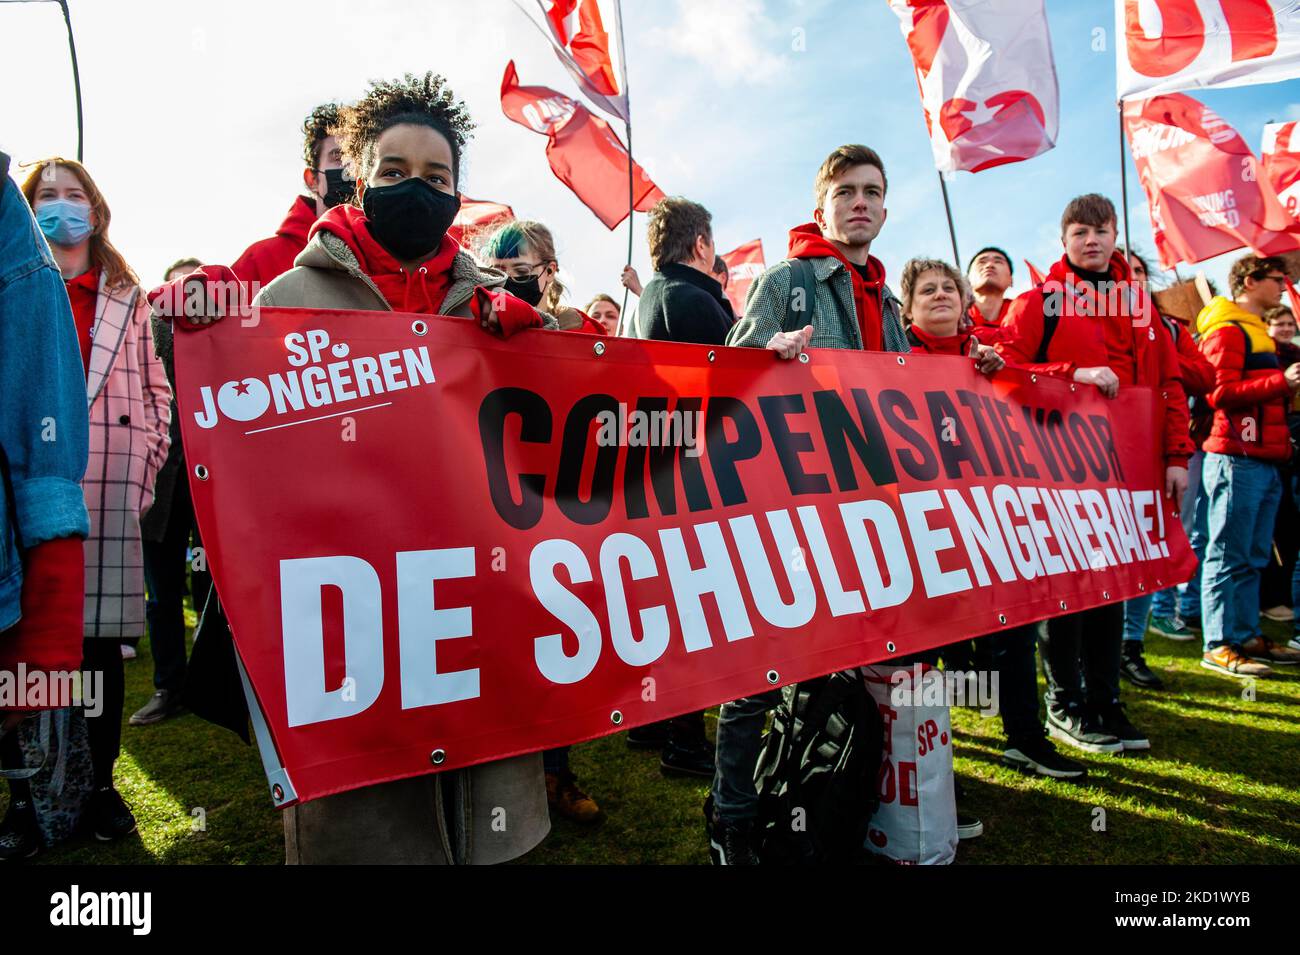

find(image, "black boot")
[1120,641,1164,690]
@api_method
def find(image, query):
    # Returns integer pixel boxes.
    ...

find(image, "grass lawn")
[14,609,1300,865]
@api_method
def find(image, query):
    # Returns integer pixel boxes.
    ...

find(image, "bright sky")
[5,0,1300,305]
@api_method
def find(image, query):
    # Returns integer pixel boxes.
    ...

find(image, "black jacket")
[629,262,734,345]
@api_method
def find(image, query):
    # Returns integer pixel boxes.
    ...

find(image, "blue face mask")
[36,198,94,247]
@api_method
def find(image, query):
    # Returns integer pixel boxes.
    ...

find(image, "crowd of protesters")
[3,70,1300,866]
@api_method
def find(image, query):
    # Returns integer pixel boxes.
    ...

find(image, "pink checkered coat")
[83,275,171,638]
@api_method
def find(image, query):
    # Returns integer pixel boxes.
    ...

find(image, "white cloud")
[645,0,789,87]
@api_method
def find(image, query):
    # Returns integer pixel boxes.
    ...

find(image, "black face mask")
[319,168,356,209]
[361,177,461,262]
[504,274,545,307]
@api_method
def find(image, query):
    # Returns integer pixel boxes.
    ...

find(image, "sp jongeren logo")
[192,327,436,432]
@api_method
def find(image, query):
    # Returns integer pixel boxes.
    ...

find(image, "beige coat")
[254,231,551,865]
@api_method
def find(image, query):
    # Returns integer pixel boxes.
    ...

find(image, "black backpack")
[751,670,884,864]
[781,258,818,333]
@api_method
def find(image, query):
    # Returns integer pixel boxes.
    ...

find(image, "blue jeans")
[1179,450,1209,621]
[1123,593,1154,643]
[1201,453,1282,650]
[711,690,781,823]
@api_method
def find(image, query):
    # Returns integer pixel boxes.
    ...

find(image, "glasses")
[1261,273,1289,285]
[503,263,548,281]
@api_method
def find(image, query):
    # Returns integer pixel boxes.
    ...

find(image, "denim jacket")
[0,154,91,631]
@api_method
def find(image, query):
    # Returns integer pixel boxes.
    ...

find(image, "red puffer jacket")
[1196,296,1293,462]
[997,252,1193,467]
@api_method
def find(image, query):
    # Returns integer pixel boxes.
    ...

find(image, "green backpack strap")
[782,258,816,333]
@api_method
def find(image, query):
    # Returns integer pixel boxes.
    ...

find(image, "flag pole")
[1119,101,1133,262]
[614,0,634,330]
[938,172,961,270]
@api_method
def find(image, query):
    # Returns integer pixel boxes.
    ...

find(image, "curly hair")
[335,72,475,186]
[302,102,342,168]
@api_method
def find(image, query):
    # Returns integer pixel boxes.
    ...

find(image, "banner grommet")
[1138,583,1146,592]
[896,356,906,366]
[194,464,209,481]
[998,614,1007,624]
[798,353,810,364]
[707,350,716,362]
[766,669,779,684]
[610,710,623,725]
[886,641,896,653]
[430,749,446,765]
[593,341,606,356]
[411,320,428,337]
[1059,600,1067,610]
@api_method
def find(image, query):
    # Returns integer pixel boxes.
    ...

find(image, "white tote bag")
[862,664,958,865]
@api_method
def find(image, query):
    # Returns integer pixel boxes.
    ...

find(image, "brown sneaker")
[1201,645,1272,678]
[546,771,603,824]
[1241,635,1300,665]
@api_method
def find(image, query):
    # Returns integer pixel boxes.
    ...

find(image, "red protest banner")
[176,309,1193,806]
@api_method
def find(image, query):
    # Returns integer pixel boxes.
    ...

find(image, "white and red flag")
[888,0,1059,174]
[1117,0,1300,100]
[1262,121,1300,219]
[515,0,628,121]
[500,61,663,230]
[448,196,515,250]
[1124,93,1300,268]
[720,239,766,316]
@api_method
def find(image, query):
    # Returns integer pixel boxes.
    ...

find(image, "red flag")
[1117,0,1300,100]
[1262,121,1300,220]
[1287,278,1300,319]
[448,195,515,251]
[720,239,766,316]
[519,0,628,121]
[1123,93,1300,269]
[1024,260,1047,286]
[501,61,663,230]
[888,0,1059,173]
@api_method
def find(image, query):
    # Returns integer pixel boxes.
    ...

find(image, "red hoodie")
[906,323,974,356]
[787,223,884,351]
[998,251,1193,467]
[309,204,459,313]
[232,195,318,291]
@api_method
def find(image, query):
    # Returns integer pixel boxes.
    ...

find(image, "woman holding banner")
[898,257,1087,783]
[481,220,605,334]
[156,73,554,864]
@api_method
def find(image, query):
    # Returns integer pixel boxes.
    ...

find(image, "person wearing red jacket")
[230,103,355,291]
[1120,249,1215,674]
[997,194,1192,756]
[901,258,1088,785]
[965,246,1014,344]
[1196,255,1300,679]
